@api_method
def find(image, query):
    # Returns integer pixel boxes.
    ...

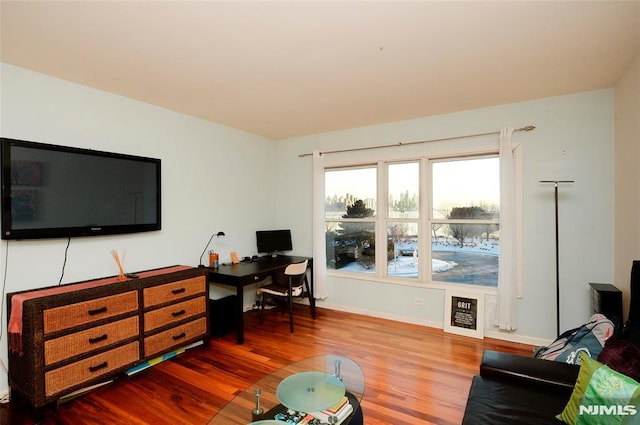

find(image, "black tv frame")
[1,137,161,240]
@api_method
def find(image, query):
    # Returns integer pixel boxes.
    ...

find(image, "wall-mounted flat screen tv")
[1,138,161,240]
[256,229,292,254]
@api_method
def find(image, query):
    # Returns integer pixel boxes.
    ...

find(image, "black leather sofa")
[462,350,580,424]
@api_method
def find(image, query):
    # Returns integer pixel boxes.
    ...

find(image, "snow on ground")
[336,237,499,276]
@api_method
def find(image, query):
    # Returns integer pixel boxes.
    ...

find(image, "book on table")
[272,395,354,424]
[308,396,353,423]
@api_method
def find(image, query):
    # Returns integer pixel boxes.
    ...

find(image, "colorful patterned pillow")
[558,352,640,424]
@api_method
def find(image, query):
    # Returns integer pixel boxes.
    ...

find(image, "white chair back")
[284,260,308,277]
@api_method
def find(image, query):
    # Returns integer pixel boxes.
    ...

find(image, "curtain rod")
[298,125,535,158]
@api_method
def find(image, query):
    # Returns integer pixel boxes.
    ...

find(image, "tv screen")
[1,138,161,240]
[256,229,292,254]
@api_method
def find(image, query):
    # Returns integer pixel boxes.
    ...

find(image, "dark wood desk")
[207,255,313,344]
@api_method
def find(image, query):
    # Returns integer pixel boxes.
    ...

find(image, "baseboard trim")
[317,302,552,347]
[318,302,442,329]
[483,329,551,347]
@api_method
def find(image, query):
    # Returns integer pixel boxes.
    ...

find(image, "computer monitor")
[256,229,293,255]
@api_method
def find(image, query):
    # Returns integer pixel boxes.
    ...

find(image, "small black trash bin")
[209,295,237,337]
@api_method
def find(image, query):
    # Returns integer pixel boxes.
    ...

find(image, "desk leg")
[236,285,244,344]
[308,265,316,320]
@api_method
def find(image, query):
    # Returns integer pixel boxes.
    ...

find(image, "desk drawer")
[144,317,206,358]
[251,271,273,283]
[45,341,139,397]
[143,276,206,308]
[43,291,138,334]
[144,297,206,332]
[44,316,139,366]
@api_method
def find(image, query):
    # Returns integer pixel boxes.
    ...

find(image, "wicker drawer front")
[45,341,139,397]
[143,276,206,308]
[144,297,206,332]
[43,291,138,334]
[144,317,206,358]
[44,316,139,366]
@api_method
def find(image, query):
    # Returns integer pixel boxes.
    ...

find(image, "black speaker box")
[589,282,623,331]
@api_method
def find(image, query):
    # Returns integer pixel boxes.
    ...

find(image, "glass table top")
[210,355,365,425]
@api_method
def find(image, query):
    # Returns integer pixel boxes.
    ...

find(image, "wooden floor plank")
[1,306,534,424]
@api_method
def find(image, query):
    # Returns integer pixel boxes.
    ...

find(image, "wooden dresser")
[7,266,209,408]
[141,272,208,358]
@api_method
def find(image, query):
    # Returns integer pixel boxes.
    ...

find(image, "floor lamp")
[540,180,574,337]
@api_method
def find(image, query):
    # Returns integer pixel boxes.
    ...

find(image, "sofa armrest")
[480,350,580,394]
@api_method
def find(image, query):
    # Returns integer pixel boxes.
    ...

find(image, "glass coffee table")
[209,355,364,425]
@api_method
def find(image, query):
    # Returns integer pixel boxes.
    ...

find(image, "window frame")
[324,165,378,274]
[382,160,422,281]
[323,150,500,293]
[429,154,500,287]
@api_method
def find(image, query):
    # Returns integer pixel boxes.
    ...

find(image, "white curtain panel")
[312,151,328,299]
[495,126,521,331]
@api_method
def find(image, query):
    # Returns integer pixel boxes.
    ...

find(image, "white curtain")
[495,127,522,331]
[312,151,328,299]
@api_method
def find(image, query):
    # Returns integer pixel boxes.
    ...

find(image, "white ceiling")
[1,1,639,140]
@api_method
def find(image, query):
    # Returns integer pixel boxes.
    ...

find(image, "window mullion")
[422,157,432,284]
[377,161,387,277]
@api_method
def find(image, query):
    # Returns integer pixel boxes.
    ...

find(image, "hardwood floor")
[1,306,534,425]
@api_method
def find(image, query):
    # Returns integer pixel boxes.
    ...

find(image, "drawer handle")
[88,334,108,344]
[172,309,186,317]
[172,332,186,341]
[87,306,107,316]
[89,362,108,373]
[172,288,186,295]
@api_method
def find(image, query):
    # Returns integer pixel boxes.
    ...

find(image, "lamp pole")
[540,180,574,337]
[198,231,226,267]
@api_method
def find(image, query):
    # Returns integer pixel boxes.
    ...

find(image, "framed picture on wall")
[444,290,484,339]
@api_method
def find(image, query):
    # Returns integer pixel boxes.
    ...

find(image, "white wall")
[0,62,622,394]
[0,64,277,393]
[275,88,616,346]
[615,54,640,321]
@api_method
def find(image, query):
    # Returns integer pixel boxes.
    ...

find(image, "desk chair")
[257,260,315,332]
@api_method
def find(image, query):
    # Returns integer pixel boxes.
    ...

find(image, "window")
[388,162,419,219]
[387,222,419,278]
[431,157,499,286]
[387,162,419,280]
[325,167,376,273]
[324,155,500,287]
